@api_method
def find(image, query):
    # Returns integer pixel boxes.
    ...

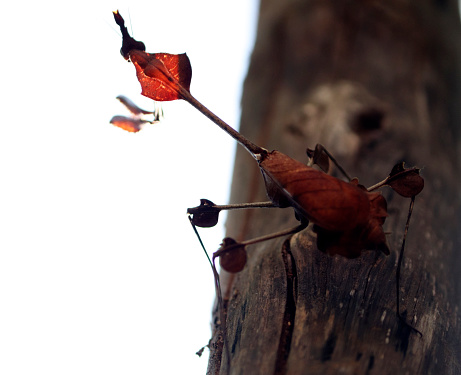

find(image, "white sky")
[0,1,258,374]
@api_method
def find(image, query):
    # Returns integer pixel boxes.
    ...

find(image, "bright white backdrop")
[0,1,257,374]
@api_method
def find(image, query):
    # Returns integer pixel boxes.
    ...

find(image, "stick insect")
[112,9,425,365]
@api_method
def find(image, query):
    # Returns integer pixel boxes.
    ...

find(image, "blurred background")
[0,1,257,373]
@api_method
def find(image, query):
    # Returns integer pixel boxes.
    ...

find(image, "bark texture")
[208,1,461,374]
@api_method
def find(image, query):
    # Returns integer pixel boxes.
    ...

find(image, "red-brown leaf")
[113,11,192,102]
[218,238,247,273]
[260,151,370,231]
[387,165,424,197]
[129,50,192,101]
[259,150,389,258]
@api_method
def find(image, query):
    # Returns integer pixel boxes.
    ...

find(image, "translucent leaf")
[130,51,192,101]
[114,11,192,102]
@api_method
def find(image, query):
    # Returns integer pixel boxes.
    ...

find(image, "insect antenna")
[396,196,423,337]
[127,9,134,37]
[187,216,231,372]
[188,216,213,270]
[106,22,121,38]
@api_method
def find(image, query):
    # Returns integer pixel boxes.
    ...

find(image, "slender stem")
[215,201,276,211]
[320,145,352,181]
[396,196,423,337]
[367,178,388,192]
[241,223,307,246]
[368,168,422,192]
[188,216,213,270]
[180,89,267,159]
[214,223,307,258]
[188,216,231,370]
[211,258,231,373]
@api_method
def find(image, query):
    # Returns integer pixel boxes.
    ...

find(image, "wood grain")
[208,1,461,374]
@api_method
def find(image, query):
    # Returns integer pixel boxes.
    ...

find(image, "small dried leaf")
[389,162,405,176]
[218,238,247,273]
[114,11,192,102]
[187,199,221,228]
[130,50,192,101]
[387,163,424,197]
[388,171,424,197]
[260,151,372,231]
[306,144,330,172]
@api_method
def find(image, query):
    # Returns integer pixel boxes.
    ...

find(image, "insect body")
[112,11,424,348]
[112,7,423,273]
[259,150,389,258]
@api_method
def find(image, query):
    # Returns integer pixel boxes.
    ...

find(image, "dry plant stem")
[320,146,352,181]
[188,216,231,371]
[368,168,422,193]
[179,89,266,158]
[396,196,423,337]
[188,216,213,270]
[240,223,307,246]
[214,223,308,259]
[214,201,276,211]
[367,179,388,192]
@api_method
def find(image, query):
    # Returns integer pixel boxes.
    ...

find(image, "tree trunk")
[208,1,461,374]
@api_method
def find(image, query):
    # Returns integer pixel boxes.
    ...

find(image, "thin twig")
[180,89,267,159]
[188,216,231,372]
[320,145,352,181]
[396,196,423,337]
[214,223,307,259]
[214,201,276,211]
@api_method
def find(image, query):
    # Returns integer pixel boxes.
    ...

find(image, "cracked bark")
[207,1,461,374]
[274,239,298,374]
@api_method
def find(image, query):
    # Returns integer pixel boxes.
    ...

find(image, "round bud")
[218,238,247,273]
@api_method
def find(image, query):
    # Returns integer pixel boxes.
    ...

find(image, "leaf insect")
[112,9,425,364]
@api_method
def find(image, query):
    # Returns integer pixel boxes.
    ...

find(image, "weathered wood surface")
[208,1,461,374]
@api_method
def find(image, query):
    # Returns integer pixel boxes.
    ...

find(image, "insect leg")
[188,217,231,371]
[306,143,352,181]
[187,199,276,228]
[396,196,423,337]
